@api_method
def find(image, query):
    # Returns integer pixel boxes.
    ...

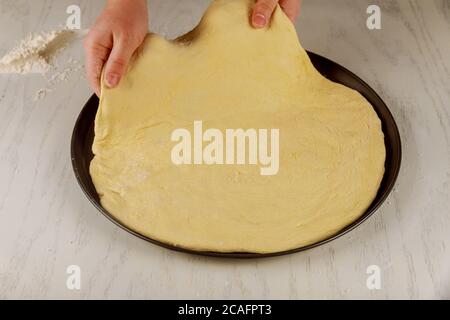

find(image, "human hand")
[84,0,149,96]
[252,0,302,28]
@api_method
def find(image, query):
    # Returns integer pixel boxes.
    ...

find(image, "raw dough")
[90,0,386,253]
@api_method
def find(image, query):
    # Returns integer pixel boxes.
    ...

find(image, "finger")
[279,0,302,22]
[84,35,111,96]
[103,35,137,89]
[252,0,279,28]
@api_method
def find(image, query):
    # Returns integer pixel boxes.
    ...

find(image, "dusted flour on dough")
[90,0,386,253]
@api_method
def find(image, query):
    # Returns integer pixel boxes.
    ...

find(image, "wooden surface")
[0,0,449,299]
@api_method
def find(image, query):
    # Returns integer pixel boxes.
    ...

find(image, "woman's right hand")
[84,0,149,96]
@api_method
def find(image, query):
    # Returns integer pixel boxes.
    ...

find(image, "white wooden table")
[0,0,449,299]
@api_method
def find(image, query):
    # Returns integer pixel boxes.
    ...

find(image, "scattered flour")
[35,87,53,100]
[49,57,83,83]
[0,29,79,74]
[34,58,84,100]
[0,28,87,100]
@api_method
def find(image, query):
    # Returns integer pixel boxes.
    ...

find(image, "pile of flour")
[0,28,87,99]
[0,29,80,74]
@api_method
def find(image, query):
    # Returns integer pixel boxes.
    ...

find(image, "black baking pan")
[71,51,402,258]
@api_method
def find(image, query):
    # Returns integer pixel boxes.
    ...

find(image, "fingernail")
[106,73,120,88]
[253,13,267,28]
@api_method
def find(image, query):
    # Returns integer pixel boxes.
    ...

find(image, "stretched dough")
[90,0,386,253]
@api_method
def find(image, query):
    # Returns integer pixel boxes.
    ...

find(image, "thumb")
[104,37,136,88]
[252,0,279,28]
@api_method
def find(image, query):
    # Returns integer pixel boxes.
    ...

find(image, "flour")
[0,27,87,99]
[0,29,81,74]
[49,58,83,83]
[34,87,53,100]
[34,58,84,100]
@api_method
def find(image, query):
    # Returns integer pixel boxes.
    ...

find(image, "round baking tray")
[71,51,402,258]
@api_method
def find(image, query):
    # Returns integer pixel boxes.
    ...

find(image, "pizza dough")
[90,0,386,253]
